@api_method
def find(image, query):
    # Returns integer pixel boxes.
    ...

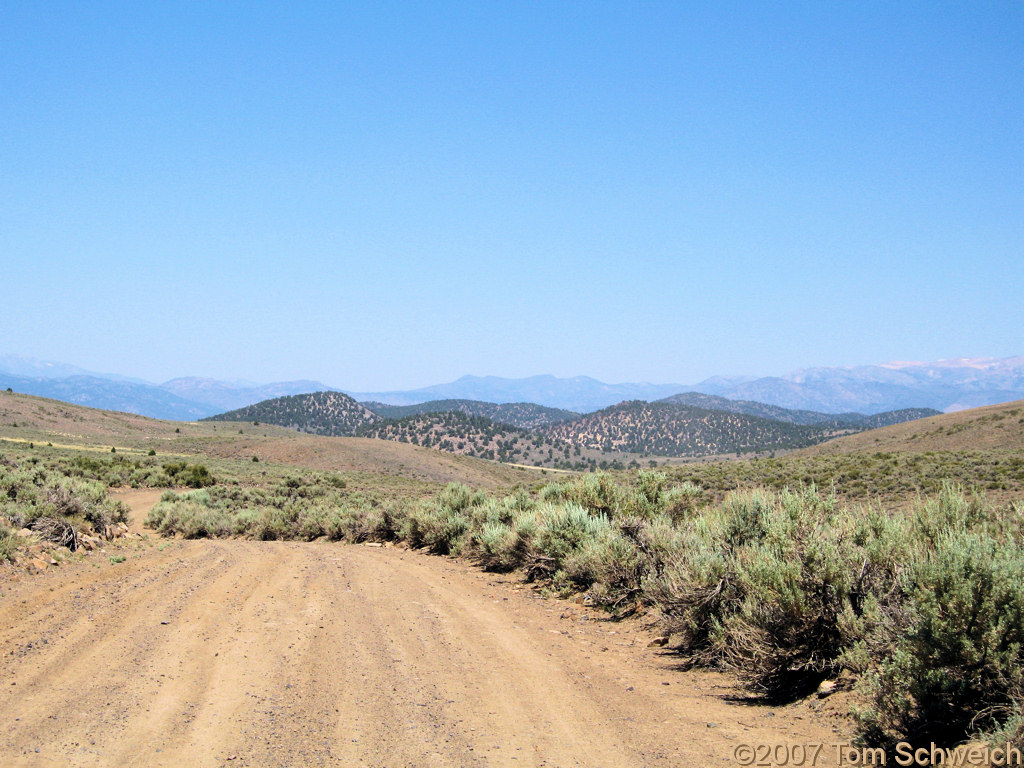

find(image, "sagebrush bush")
[0,518,18,562]
[540,473,624,517]
[715,501,863,697]
[145,493,232,538]
[162,461,216,489]
[0,459,129,538]
[852,524,1024,747]
[475,509,538,572]
[627,470,670,518]
[562,525,641,602]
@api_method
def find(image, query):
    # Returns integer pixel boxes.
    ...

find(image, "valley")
[2,389,1022,764]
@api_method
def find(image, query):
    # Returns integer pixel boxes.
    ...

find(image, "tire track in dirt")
[0,538,847,767]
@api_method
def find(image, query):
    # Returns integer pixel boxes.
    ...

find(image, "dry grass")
[800,399,1024,456]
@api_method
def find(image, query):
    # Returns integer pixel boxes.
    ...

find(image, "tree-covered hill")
[539,401,847,457]
[361,399,579,430]
[203,391,377,436]
[657,392,940,427]
[355,411,577,465]
[204,390,942,465]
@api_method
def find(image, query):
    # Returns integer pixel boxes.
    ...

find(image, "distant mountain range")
[349,358,1024,414]
[0,374,213,421]
[1,352,1021,419]
[347,375,689,412]
[691,358,1024,414]
[0,355,336,420]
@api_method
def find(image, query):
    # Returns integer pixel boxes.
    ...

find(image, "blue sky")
[2,2,1021,390]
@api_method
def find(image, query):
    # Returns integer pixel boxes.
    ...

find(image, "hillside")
[205,392,595,469]
[799,398,1024,456]
[657,392,939,428]
[539,401,846,457]
[362,399,579,429]
[0,390,527,489]
[851,408,944,429]
[354,411,578,466]
[204,391,378,436]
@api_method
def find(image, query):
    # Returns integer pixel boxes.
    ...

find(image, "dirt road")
[0,499,847,767]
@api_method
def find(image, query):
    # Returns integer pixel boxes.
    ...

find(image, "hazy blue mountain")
[696,357,1024,413]
[161,377,337,412]
[0,353,150,384]
[347,360,1024,414]
[347,375,689,412]
[0,355,336,419]
[0,373,214,420]
[2,352,1022,419]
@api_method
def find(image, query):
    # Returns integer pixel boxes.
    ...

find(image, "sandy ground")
[0,492,849,768]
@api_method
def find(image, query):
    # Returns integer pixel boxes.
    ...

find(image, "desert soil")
[0,491,849,767]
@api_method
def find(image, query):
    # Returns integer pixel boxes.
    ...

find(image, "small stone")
[707,722,718,728]
[816,679,838,698]
[647,636,669,647]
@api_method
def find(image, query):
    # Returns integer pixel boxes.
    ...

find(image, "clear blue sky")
[2,2,1021,390]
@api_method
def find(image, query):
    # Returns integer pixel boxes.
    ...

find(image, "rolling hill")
[538,401,846,457]
[0,390,526,489]
[798,399,1024,455]
[361,399,579,430]
[203,389,945,465]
